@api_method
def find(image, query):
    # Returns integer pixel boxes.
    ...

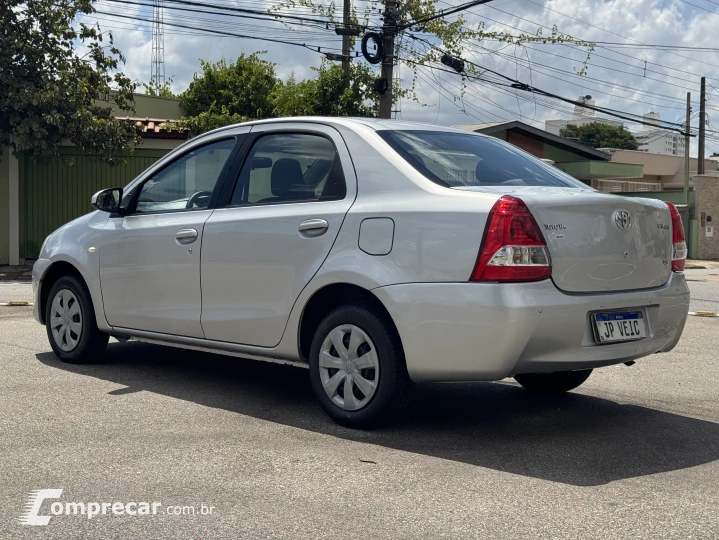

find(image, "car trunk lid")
[457,187,674,293]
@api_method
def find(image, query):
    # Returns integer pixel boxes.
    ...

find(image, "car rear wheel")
[514,369,593,395]
[309,305,409,429]
[46,276,109,364]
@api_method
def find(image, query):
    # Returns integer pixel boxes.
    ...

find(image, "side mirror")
[91,188,123,213]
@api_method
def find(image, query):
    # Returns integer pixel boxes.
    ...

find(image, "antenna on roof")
[151,0,165,86]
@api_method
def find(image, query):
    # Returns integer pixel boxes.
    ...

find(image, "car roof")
[201,116,474,137]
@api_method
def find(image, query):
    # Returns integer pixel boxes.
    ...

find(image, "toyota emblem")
[614,210,632,230]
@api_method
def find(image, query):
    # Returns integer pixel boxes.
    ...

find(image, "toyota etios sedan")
[33,118,690,428]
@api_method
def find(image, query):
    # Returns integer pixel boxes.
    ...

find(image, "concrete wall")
[693,174,719,259]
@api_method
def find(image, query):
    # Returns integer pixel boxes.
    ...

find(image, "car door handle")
[175,228,198,245]
[298,218,329,237]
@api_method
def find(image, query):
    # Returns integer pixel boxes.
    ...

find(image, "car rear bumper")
[372,273,690,382]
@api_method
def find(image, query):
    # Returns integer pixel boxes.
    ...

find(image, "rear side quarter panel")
[273,127,500,360]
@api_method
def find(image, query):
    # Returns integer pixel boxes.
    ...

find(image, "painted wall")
[692,174,719,259]
[542,145,590,163]
[19,148,171,259]
[608,149,719,189]
[0,148,9,264]
[102,93,185,120]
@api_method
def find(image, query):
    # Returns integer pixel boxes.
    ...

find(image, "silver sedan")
[32,118,690,428]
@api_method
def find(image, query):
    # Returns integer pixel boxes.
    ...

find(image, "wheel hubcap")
[50,289,82,352]
[319,324,379,411]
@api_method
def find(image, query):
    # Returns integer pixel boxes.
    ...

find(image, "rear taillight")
[666,202,687,272]
[471,196,552,282]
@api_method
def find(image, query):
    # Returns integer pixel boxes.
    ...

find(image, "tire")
[309,305,409,429]
[45,275,109,364]
[514,369,593,395]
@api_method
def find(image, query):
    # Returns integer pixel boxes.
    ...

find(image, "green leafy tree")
[1,0,140,161]
[141,76,176,98]
[560,122,639,150]
[272,62,378,117]
[167,107,248,135]
[270,75,317,117]
[180,53,279,119]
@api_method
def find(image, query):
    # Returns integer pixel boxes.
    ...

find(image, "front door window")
[135,138,236,213]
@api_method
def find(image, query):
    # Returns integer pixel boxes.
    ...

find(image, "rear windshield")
[377,130,587,189]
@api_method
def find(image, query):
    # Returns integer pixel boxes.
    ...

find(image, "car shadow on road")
[36,341,719,487]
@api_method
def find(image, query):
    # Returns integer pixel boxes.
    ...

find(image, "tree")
[1,0,140,161]
[560,122,639,150]
[311,62,378,117]
[270,75,316,117]
[180,53,279,119]
[169,107,248,135]
[271,62,378,117]
[141,76,176,98]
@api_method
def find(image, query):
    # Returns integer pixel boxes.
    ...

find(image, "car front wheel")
[45,275,109,364]
[309,305,409,429]
[514,369,593,395]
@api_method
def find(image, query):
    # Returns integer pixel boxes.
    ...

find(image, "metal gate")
[19,148,168,259]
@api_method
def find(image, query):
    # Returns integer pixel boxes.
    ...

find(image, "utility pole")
[342,0,351,84]
[698,76,706,174]
[378,0,398,119]
[685,92,691,205]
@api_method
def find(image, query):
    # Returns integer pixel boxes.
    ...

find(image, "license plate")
[593,311,646,343]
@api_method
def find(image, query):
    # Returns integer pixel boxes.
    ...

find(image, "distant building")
[453,120,642,185]
[544,95,623,136]
[593,148,717,192]
[635,112,685,156]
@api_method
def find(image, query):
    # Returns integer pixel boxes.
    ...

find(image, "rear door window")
[377,130,586,189]
[230,133,347,206]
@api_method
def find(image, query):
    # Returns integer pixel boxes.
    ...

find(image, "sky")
[78,0,719,156]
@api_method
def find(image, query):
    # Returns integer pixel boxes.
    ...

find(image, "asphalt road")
[1,272,718,539]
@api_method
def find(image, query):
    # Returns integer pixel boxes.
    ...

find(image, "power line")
[454,3,719,86]
[103,0,344,28]
[94,10,345,52]
[94,2,339,40]
[399,0,494,30]
[460,41,691,109]
[519,0,719,73]
[440,0,719,86]
[407,35,692,135]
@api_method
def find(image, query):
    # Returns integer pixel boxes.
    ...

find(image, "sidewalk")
[685,260,719,269]
[0,265,33,281]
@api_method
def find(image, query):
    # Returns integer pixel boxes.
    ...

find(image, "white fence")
[592,178,663,193]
